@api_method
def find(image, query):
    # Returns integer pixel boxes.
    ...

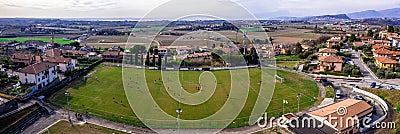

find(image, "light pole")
[297,93,301,113]
[176,86,183,134]
[65,91,71,124]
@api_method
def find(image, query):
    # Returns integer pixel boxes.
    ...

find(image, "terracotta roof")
[371,45,389,50]
[308,99,372,131]
[102,51,124,56]
[373,40,391,44]
[45,57,72,64]
[374,48,394,55]
[12,53,35,60]
[17,62,57,74]
[319,48,338,54]
[62,50,88,55]
[319,56,343,63]
[45,49,62,58]
[375,56,397,64]
[353,42,364,47]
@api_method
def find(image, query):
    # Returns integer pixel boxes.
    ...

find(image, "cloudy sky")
[0,0,399,19]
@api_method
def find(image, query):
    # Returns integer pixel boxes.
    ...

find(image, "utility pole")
[65,91,71,124]
[297,93,301,113]
[243,31,247,55]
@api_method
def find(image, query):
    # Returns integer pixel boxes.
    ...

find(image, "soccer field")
[50,65,319,128]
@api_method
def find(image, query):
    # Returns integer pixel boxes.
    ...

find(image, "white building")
[17,62,58,89]
[46,58,76,72]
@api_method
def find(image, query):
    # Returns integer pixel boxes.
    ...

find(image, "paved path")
[23,109,155,134]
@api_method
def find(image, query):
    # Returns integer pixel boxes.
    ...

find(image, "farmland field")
[0,37,76,45]
[50,64,319,128]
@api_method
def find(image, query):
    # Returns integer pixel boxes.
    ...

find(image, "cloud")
[1,0,117,11]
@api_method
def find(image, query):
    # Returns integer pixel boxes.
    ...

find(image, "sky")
[0,0,399,19]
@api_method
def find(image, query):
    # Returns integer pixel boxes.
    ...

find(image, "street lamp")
[65,91,71,124]
[297,93,301,113]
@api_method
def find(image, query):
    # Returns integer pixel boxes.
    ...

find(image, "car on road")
[335,90,342,99]
[370,82,376,88]
[354,95,364,100]
[375,85,383,89]
[387,85,394,90]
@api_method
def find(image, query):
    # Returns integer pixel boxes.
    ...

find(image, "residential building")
[12,53,39,67]
[318,48,338,56]
[102,51,124,62]
[308,99,373,134]
[318,56,344,72]
[17,62,58,89]
[392,38,400,48]
[373,40,391,46]
[375,56,397,68]
[62,50,89,58]
[353,42,365,47]
[44,57,76,72]
[327,39,340,48]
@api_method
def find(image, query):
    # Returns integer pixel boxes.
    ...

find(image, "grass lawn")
[0,38,76,45]
[324,86,335,98]
[276,61,300,70]
[50,65,319,128]
[44,120,125,134]
[275,55,300,61]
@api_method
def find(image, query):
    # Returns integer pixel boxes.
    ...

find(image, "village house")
[318,56,344,72]
[12,53,40,67]
[375,56,397,68]
[327,39,340,48]
[308,99,373,134]
[184,52,212,62]
[330,34,346,41]
[353,42,365,47]
[157,46,192,56]
[392,38,400,48]
[17,62,58,89]
[44,57,76,72]
[62,50,89,58]
[371,45,389,52]
[21,40,51,53]
[373,40,391,46]
[102,51,124,63]
[318,48,338,56]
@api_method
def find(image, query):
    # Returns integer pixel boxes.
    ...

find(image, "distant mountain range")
[347,8,400,19]
[271,8,400,20]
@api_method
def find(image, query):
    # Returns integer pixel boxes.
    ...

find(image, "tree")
[145,52,150,66]
[293,42,302,54]
[366,30,373,37]
[343,65,353,74]
[220,43,224,48]
[349,34,356,42]
[388,25,394,33]
[69,42,80,48]
[394,26,399,33]
[212,43,216,49]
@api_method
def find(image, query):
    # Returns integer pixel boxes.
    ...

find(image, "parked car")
[354,95,364,100]
[387,85,394,90]
[370,82,376,88]
[335,90,342,99]
[375,85,383,89]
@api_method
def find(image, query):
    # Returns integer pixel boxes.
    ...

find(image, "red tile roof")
[17,62,57,74]
[375,56,397,64]
[308,99,372,131]
[319,56,343,63]
[319,48,338,54]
